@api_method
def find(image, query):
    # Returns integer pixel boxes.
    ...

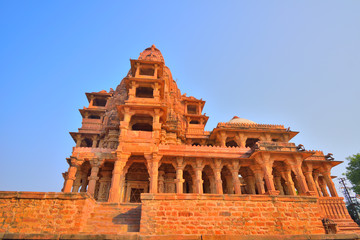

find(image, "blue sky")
[0,1,359,194]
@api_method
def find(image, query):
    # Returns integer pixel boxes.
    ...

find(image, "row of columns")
[63,153,338,202]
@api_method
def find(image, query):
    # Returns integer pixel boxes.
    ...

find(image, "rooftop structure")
[0,45,359,239]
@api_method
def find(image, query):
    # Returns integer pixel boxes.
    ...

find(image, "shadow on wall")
[112,205,142,232]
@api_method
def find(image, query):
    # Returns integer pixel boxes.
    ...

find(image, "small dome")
[228,116,256,124]
[138,44,164,63]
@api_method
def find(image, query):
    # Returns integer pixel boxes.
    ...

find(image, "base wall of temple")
[140,194,326,235]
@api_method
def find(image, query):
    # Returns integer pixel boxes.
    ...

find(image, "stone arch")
[158,163,176,193]
[183,164,194,193]
[226,139,238,147]
[203,165,215,194]
[239,167,256,194]
[124,161,150,203]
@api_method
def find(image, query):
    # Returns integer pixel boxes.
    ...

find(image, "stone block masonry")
[140,194,326,236]
[0,192,95,234]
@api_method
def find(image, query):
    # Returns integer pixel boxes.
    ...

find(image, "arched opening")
[245,138,259,148]
[93,98,107,107]
[203,165,215,194]
[192,142,201,146]
[239,167,256,194]
[136,87,154,98]
[183,165,194,193]
[226,140,238,147]
[221,165,234,194]
[130,114,153,132]
[125,162,150,203]
[189,120,200,124]
[80,138,93,147]
[75,161,91,193]
[158,163,176,193]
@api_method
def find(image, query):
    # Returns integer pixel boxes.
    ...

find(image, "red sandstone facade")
[1,45,359,239]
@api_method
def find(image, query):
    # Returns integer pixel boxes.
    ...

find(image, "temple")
[1,45,359,239]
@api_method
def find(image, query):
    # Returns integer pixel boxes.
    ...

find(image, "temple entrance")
[158,163,176,193]
[130,188,144,203]
[124,161,150,203]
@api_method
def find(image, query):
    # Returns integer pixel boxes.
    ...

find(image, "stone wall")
[0,191,95,234]
[140,194,325,235]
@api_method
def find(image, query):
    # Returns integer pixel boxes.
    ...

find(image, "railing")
[80,119,102,131]
[217,122,285,129]
[318,197,351,219]
[186,126,204,135]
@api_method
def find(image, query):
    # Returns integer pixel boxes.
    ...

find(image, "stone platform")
[0,191,359,239]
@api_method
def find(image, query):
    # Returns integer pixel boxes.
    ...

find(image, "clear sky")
[0,1,359,195]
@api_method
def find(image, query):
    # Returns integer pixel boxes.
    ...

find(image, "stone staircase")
[334,219,360,234]
[82,202,142,234]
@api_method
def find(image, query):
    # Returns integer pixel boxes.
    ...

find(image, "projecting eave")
[85,91,112,102]
[130,59,165,77]
[250,149,315,160]
[79,108,106,118]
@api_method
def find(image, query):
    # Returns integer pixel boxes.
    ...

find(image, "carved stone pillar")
[87,158,103,196]
[72,171,82,193]
[217,132,227,147]
[322,171,338,197]
[313,171,322,196]
[231,160,241,194]
[303,163,318,196]
[255,153,279,195]
[108,154,129,202]
[92,136,98,148]
[214,159,223,194]
[146,153,161,193]
[175,157,185,194]
[289,155,311,195]
[252,168,265,194]
[63,158,83,192]
[319,177,330,197]
[194,159,204,194]
[158,170,165,193]
[97,170,112,202]
[75,136,82,147]
[274,175,284,195]
[281,167,297,195]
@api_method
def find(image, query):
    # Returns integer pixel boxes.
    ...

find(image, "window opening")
[226,140,238,147]
[189,120,200,124]
[93,98,107,107]
[136,87,154,98]
[89,115,101,119]
[139,67,155,76]
[187,105,198,114]
[130,188,144,203]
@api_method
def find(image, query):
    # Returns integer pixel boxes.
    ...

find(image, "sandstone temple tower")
[1,45,359,239]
